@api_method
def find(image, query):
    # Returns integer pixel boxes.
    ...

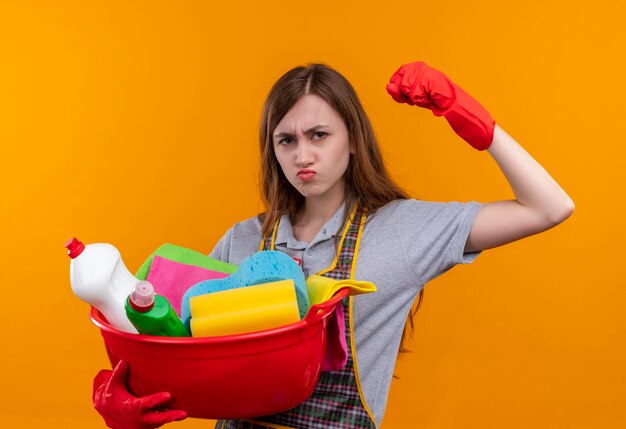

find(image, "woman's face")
[272,94,352,202]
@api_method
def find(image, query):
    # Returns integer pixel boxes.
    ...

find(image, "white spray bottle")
[66,237,138,333]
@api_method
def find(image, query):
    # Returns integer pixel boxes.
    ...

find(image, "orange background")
[1,1,624,428]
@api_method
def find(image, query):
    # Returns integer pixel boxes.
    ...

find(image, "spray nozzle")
[129,281,155,312]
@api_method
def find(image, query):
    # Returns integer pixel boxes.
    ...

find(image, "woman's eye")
[279,137,294,145]
[314,132,327,139]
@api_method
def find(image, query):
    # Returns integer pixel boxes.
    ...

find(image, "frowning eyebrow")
[273,125,330,139]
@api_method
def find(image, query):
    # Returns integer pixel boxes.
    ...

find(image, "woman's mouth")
[297,170,316,182]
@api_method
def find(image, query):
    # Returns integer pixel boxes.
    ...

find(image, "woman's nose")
[295,141,315,166]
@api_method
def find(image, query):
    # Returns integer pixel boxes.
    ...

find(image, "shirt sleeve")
[208,216,263,264]
[398,199,484,285]
[208,227,234,262]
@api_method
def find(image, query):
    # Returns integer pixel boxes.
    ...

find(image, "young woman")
[92,61,574,429]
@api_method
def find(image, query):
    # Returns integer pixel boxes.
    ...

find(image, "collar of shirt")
[273,203,347,250]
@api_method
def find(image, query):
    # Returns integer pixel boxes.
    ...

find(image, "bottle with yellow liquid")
[125,281,190,337]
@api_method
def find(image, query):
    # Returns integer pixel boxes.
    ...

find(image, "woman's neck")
[293,185,346,240]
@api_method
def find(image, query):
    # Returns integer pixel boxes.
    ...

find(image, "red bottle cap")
[65,237,85,259]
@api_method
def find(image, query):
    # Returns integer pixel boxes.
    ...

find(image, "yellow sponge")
[189,279,300,337]
[190,302,299,336]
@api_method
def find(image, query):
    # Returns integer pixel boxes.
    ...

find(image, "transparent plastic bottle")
[66,237,138,333]
[125,281,190,337]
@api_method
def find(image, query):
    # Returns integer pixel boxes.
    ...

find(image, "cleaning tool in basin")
[145,255,230,317]
[181,250,309,330]
[306,275,377,305]
[135,243,237,280]
[305,276,377,371]
[125,281,190,337]
[66,237,138,333]
[189,279,300,336]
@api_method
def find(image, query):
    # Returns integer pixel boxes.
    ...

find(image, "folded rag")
[145,255,230,317]
[181,251,309,331]
[135,243,237,281]
[304,275,377,371]
[323,302,347,371]
[306,275,376,306]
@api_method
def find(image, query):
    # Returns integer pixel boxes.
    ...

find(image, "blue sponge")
[180,250,309,331]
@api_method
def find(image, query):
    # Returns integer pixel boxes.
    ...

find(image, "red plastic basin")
[90,288,348,419]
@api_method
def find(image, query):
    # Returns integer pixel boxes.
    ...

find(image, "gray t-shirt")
[209,198,484,427]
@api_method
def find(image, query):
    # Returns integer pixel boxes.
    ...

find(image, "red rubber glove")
[386,61,495,151]
[92,360,187,429]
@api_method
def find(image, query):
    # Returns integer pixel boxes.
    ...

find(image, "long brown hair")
[258,63,423,353]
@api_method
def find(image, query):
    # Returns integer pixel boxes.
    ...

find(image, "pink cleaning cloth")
[322,302,348,371]
[146,255,230,316]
